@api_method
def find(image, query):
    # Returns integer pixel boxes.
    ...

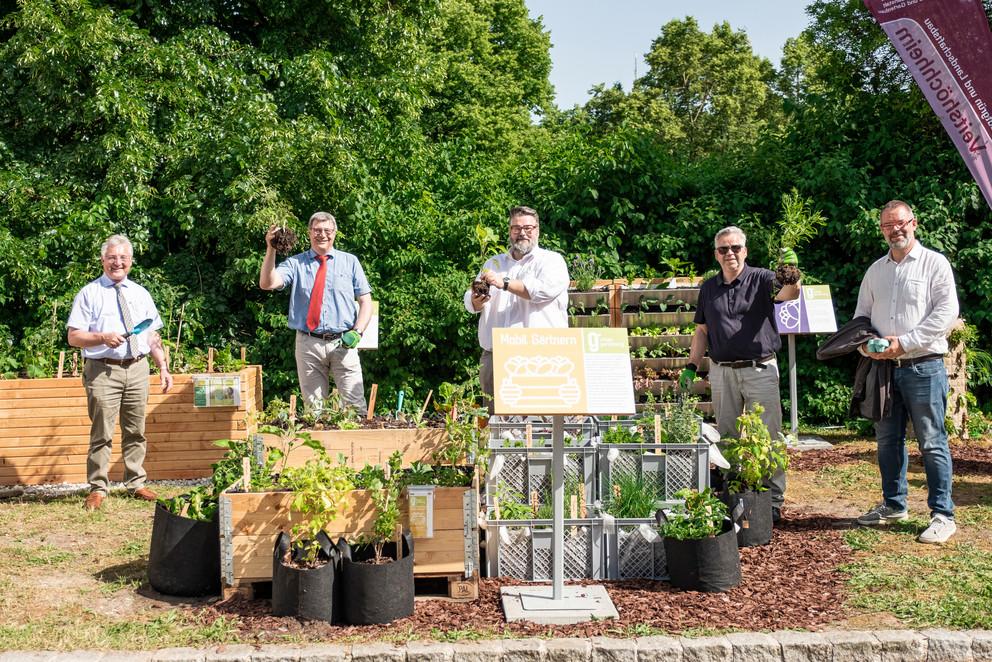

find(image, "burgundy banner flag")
[863,0,992,208]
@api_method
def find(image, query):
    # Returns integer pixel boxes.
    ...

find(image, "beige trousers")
[83,358,150,495]
[295,332,367,411]
[708,358,786,505]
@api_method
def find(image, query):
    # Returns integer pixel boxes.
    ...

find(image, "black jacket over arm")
[816,316,892,422]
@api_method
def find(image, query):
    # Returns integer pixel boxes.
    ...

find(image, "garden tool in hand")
[123,318,153,338]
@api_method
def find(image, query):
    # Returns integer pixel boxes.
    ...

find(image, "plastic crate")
[596,443,710,503]
[486,446,597,513]
[484,517,604,580]
[487,415,597,449]
[601,517,668,580]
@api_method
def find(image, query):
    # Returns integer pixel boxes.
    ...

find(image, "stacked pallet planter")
[0,365,262,485]
[219,484,479,599]
[620,278,713,416]
[566,279,622,329]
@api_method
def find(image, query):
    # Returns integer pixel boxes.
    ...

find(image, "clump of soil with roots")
[269,227,298,255]
[776,263,802,285]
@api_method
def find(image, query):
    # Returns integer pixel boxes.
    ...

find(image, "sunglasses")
[716,245,744,255]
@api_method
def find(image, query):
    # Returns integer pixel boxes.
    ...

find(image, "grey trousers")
[709,358,786,506]
[295,331,367,412]
[83,358,150,495]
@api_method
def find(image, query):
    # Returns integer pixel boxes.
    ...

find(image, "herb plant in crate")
[339,451,415,625]
[272,447,355,623]
[718,404,789,547]
[659,488,740,592]
[148,438,264,597]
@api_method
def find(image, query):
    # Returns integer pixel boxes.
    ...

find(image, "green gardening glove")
[779,247,799,266]
[678,364,697,391]
[341,329,362,349]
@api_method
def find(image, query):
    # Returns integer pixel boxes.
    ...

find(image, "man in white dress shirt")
[67,235,173,511]
[853,200,959,544]
[463,206,570,413]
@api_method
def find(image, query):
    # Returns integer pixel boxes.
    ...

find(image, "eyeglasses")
[310,228,335,237]
[880,218,914,232]
[716,245,744,255]
[510,225,538,234]
[103,256,132,263]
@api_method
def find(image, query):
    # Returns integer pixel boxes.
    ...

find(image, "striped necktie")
[114,283,140,358]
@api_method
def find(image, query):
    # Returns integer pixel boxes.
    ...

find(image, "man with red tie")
[260,212,372,412]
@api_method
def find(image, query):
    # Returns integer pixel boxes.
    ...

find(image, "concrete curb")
[2,629,991,661]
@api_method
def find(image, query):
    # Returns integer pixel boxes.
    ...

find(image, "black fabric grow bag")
[147,502,220,597]
[722,489,773,547]
[338,532,415,625]
[663,520,740,592]
[272,531,340,623]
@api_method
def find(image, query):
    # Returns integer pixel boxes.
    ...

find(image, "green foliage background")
[2,0,990,422]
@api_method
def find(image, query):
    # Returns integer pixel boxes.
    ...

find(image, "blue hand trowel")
[124,318,153,338]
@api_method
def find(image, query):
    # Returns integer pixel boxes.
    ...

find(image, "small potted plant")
[338,452,415,625]
[659,488,740,592]
[718,404,789,547]
[272,448,355,623]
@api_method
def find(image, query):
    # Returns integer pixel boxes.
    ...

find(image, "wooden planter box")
[219,485,479,598]
[258,428,449,469]
[0,366,262,485]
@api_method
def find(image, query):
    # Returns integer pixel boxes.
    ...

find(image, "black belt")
[299,330,343,341]
[891,353,943,368]
[713,355,776,369]
[92,355,146,367]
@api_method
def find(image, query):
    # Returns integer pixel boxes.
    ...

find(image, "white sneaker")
[917,514,956,544]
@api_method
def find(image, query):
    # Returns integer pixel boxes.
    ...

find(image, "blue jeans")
[874,358,954,519]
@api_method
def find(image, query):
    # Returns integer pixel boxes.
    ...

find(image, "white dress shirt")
[854,241,959,357]
[67,275,164,359]
[463,246,570,351]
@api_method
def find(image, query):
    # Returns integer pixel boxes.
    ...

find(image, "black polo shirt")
[694,264,782,362]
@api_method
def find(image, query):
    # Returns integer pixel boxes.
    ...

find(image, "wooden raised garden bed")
[219,484,479,599]
[0,365,262,485]
[258,427,449,470]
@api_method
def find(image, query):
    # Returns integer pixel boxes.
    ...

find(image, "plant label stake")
[493,498,501,521]
[207,347,215,373]
[530,491,539,517]
[180,501,190,517]
[57,351,65,379]
[525,424,532,448]
[578,487,587,518]
[654,414,662,450]
[240,346,246,364]
[394,523,403,562]
[569,494,577,519]
[70,351,79,377]
[418,389,433,422]
[241,457,251,491]
[367,384,378,420]
[288,394,297,422]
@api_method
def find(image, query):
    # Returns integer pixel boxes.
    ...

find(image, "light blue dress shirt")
[66,275,164,359]
[275,248,372,334]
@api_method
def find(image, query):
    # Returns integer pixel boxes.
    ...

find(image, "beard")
[888,235,910,250]
[510,237,536,256]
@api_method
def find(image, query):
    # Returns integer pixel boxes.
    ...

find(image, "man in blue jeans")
[854,200,959,544]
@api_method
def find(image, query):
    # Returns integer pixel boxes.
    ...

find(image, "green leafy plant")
[278,448,355,567]
[604,474,658,518]
[433,381,487,466]
[211,438,277,494]
[600,425,646,444]
[158,486,218,522]
[570,254,602,291]
[720,404,789,494]
[660,488,728,540]
[654,395,700,444]
[489,483,536,520]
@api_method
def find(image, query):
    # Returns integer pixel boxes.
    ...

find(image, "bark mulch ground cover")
[204,514,851,642]
[788,438,992,474]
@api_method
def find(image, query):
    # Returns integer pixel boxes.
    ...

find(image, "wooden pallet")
[223,571,479,602]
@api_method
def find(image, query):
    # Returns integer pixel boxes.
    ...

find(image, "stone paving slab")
[11,630,992,662]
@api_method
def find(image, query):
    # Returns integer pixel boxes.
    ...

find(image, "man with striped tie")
[67,235,173,511]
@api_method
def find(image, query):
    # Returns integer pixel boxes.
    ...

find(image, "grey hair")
[714,226,747,247]
[508,205,539,224]
[308,211,337,230]
[101,234,133,258]
[881,200,914,217]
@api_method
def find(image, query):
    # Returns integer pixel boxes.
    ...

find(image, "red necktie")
[306,255,329,331]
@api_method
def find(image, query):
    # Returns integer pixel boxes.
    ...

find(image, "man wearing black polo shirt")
[680,226,801,521]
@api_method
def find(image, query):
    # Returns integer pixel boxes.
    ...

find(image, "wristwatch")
[503,276,511,291]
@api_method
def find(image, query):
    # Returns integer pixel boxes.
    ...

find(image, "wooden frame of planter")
[0,365,262,485]
[257,427,449,470]
[218,482,480,600]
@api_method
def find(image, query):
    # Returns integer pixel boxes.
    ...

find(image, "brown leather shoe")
[84,492,105,511]
[131,487,158,501]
